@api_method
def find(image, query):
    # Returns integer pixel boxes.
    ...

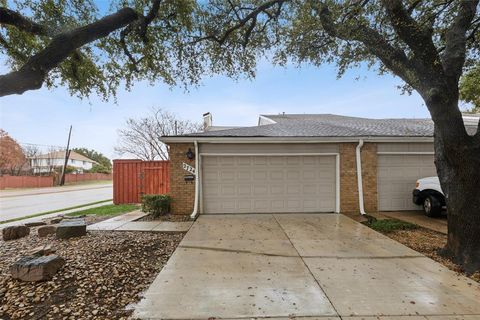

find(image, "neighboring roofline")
[257,115,277,126]
[160,136,434,143]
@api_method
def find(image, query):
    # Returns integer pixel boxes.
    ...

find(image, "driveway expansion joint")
[178,245,299,258]
[302,255,425,259]
[271,214,342,318]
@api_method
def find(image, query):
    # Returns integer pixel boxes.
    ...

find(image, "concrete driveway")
[134,214,480,319]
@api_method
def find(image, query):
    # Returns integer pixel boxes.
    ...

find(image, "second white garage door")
[202,155,336,214]
[377,154,437,211]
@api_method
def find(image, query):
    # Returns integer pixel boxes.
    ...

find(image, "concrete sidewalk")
[134,214,480,319]
[87,211,193,232]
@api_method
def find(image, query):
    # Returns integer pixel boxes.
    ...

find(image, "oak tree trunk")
[431,99,480,274]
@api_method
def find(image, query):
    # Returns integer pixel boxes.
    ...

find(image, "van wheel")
[423,195,441,217]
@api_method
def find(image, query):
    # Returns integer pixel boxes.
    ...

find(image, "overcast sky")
[1,61,437,159]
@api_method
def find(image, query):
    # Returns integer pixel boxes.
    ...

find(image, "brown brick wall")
[340,142,378,213]
[361,143,378,212]
[340,143,359,213]
[167,143,195,215]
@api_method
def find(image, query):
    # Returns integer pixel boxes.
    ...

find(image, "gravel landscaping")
[371,223,480,283]
[0,224,184,319]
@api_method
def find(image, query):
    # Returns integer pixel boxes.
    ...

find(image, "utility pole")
[59,125,72,186]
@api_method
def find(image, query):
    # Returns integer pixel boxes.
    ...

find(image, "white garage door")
[377,154,437,211]
[202,155,336,214]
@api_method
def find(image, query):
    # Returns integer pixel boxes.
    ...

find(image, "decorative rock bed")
[10,255,65,282]
[38,225,57,237]
[0,222,185,319]
[56,219,87,239]
[2,226,30,241]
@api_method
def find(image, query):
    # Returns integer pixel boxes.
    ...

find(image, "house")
[161,113,478,217]
[31,151,97,174]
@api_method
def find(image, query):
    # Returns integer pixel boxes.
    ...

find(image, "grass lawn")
[66,204,139,217]
[363,218,418,233]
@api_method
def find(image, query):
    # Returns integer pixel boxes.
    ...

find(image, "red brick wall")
[167,143,195,215]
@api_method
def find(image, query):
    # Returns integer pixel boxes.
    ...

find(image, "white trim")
[335,154,340,213]
[377,151,435,155]
[199,152,340,214]
[356,139,366,215]
[190,141,200,220]
[161,136,434,144]
[201,153,339,157]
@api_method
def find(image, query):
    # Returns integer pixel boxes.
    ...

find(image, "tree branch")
[442,0,480,83]
[0,8,139,97]
[191,0,284,45]
[381,0,443,76]
[316,3,420,89]
[0,7,52,36]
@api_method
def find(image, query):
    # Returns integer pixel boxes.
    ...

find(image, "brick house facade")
[161,113,456,216]
[167,141,379,215]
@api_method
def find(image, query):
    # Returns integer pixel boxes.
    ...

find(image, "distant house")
[31,151,97,174]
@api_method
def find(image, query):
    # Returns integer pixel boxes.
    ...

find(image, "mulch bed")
[380,227,480,283]
[136,213,191,222]
[0,224,184,320]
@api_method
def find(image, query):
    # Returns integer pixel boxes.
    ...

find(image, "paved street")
[0,182,113,222]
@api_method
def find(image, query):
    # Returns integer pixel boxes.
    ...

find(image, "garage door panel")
[270,171,284,180]
[219,157,235,165]
[286,199,301,208]
[237,185,252,196]
[378,154,436,211]
[269,157,285,165]
[287,185,301,195]
[238,200,252,210]
[271,185,284,195]
[253,185,268,195]
[202,155,336,213]
[287,170,301,179]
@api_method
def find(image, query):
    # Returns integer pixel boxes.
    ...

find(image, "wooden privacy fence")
[0,175,54,189]
[113,159,170,204]
[0,173,113,189]
[64,173,112,183]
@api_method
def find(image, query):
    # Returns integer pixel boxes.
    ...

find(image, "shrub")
[141,194,172,217]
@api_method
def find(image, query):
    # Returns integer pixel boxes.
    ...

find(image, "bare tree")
[20,144,40,175]
[115,108,202,160]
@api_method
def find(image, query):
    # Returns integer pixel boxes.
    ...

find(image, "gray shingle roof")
[175,114,478,138]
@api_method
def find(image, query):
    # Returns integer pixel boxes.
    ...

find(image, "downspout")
[356,139,367,215]
[190,140,200,220]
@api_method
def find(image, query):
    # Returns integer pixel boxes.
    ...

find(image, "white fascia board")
[160,136,434,144]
